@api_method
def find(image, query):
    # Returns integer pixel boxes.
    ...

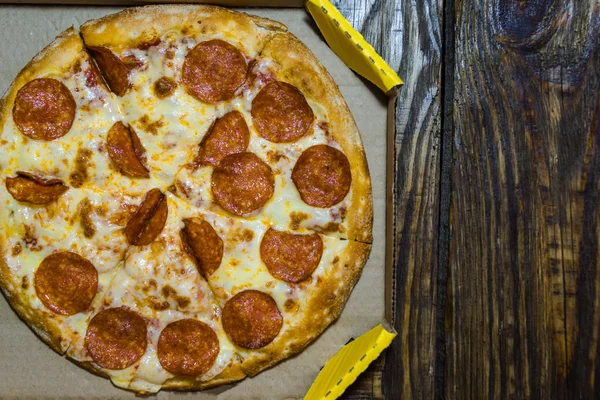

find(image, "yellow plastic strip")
[304,324,397,400]
[306,0,403,94]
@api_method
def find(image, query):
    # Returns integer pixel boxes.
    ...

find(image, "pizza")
[0,4,372,394]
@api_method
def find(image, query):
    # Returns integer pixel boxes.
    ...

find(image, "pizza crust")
[260,33,374,243]
[238,241,372,376]
[162,362,246,391]
[80,4,286,55]
[69,356,246,393]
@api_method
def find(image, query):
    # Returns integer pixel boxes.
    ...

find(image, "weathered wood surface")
[339,0,600,398]
[447,0,600,399]
[332,0,444,398]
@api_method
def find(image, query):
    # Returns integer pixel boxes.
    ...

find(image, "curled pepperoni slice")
[182,39,247,104]
[157,319,219,376]
[124,189,168,246]
[251,81,314,143]
[85,307,147,370]
[34,251,98,315]
[260,229,323,283]
[87,46,131,96]
[12,78,76,140]
[222,290,282,349]
[292,145,352,207]
[181,218,223,278]
[195,111,250,166]
[211,152,274,216]
[5,172,68,204]
[107,121,149,178]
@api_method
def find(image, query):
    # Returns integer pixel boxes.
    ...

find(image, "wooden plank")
[330,0,444,398]
[447,0,600,398]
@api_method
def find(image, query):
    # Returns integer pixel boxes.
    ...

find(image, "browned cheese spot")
[146,296,170,311]
[78,198,96,238]
[283,299,298,313]
[12,242,22,256]
[69,147,93,188]
[153,77,177,99]
[176,296,191,309]
[289,211,309,231]
[137,115,166,136]
[161,285,177,298]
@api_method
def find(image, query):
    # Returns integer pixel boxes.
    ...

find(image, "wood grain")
[447,0,600,398]
[331,0,444,399]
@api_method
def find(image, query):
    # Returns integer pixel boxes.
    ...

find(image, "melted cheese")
[67,194,238,392]
[0,185,133,351]
[174,58,352,237]
[102,31,269,196]
[200,210,347,306]
[0,57,124,191]
[196,209,349,362]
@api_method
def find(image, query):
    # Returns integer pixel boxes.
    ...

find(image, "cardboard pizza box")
[0,1,400,398]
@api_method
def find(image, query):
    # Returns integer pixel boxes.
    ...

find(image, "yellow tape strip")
[304,324,397,400]
[305,0,403,94]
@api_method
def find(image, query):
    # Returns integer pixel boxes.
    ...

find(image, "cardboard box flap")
[306,0,403,94]
[304,323,396,400]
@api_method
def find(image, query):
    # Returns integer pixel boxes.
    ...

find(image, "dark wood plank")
[331,0,444,398]
[447,0,600,398]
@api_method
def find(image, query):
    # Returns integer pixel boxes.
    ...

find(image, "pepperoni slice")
[157,319,219,376]
[251,81,314,143]
[181,218,223,277]
[222,290,283,349]
[107,121,149,178]
[124,188,168,246]
[85,307,147,370]
[260,229,323,283]
[195,111,250,166]
[182,39,247,104]
[12,78,76,140]
[34,251,98,315]
[87,46,131,97]
[292,145,352,207]
[211,152,274,216]
[5,172,68,204]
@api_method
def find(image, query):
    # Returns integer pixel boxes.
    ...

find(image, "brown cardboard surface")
[0,6,388,399]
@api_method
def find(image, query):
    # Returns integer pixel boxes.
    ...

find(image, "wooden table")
[337,0,600,398]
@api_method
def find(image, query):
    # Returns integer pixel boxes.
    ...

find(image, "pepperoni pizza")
[0,5,372,393]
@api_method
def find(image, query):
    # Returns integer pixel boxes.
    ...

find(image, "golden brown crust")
[68,351,245,392]
[239,241,372,376]
[80,4,286,56]
[162,362,246,391]
[260,33,373,243]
